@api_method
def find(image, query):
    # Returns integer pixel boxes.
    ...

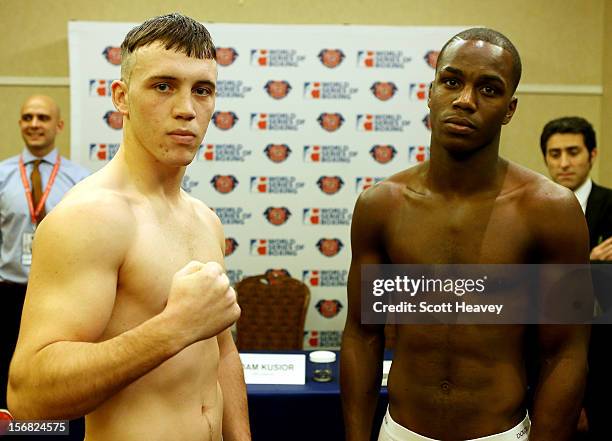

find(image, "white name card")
[240,353,306,385]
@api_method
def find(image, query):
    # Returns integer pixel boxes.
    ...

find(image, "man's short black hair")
[540,117,597,155]
[120,12,216,81]
[437,28,522,93]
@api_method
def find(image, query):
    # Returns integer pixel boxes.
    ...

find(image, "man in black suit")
[541,116,612,440]
[541,117,612,258]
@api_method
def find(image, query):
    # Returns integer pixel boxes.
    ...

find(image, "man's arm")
[202,201,250,441]
[528,187,591,441]
[218,329,251,441]
[341,187,388,441]
[530,325,589,441]
[8,195,239,419]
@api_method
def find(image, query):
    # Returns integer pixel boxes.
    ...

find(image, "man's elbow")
[8,359,51,419]
[7,372,37,419]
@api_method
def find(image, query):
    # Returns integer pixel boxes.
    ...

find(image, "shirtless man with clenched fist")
[8,13,250,441]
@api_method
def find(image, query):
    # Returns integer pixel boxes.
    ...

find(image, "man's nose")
[30,116,41,127]
[173,90,196,120]
[452,85,477,112]
[560,152,571,168]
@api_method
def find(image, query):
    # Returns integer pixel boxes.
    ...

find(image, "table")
[246,351,390,441]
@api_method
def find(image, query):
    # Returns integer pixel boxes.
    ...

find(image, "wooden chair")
[234,273,310,350]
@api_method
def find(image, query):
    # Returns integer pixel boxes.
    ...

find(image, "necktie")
[30,159,46,224]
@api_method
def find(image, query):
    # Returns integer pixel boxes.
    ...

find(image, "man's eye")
[443,78,459,87]
[482,86,497,96]
[194,87,211,96]
[155,83,170,92]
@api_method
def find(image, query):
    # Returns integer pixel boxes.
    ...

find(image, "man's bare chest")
[384,197,533,264]
[111,216,224,327]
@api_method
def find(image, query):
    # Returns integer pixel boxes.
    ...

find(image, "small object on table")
[309,350,336,382]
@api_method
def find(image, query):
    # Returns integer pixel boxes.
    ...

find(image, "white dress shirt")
[0,148,90,283]
[573,178,592,215]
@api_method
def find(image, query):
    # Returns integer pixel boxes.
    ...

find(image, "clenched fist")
[165,261,241,343]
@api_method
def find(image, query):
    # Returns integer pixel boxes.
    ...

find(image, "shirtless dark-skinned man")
[341,28,590,441]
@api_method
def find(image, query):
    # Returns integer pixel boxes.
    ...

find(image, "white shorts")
[377,407,530,441]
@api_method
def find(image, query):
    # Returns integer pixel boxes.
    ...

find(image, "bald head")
[19,95,64,157]
[21,95,61,119]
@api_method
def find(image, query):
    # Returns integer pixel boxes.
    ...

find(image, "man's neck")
[27,145,55,158]
[115,141,186,201]
[426,137,505,197]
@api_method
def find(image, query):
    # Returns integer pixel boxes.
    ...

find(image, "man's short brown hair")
[120,12,216,81]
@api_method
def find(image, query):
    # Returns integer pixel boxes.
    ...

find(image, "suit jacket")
[584,182,612,440]
[585,181,612,250]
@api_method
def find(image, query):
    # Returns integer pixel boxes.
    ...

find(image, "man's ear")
[502,97,518,125]
[590,148,598,163]
[111,80,129,116]
[427,82,433,109]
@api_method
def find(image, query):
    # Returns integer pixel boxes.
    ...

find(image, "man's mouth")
[443,117,477,135]
[168,129,197,144]
[444,116,477,129]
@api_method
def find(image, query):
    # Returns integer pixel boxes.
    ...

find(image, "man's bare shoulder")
[505,162,589,262]
[358,164,425,210]
[38,172,137,250]
[187,194,221,227]
[185,193,225,245]
[350,165,426,241]
[55,170,134,214]
[504,161,578,212]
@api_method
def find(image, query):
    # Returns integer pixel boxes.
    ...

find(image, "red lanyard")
[19,154,61,225]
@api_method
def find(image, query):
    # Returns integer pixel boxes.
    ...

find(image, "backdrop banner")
[68,21,466,348]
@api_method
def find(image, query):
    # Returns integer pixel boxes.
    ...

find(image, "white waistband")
[380,407,530,441]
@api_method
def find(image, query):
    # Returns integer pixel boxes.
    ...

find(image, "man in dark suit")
[541,116,612,440]
[541,117,612,259]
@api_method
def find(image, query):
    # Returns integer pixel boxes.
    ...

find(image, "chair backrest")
[235,273,310,350]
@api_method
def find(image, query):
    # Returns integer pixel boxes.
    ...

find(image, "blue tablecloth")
[246,351,390,441]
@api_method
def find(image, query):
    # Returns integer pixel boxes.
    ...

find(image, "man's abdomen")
[388,325,527,439]
[84,340,222,441]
